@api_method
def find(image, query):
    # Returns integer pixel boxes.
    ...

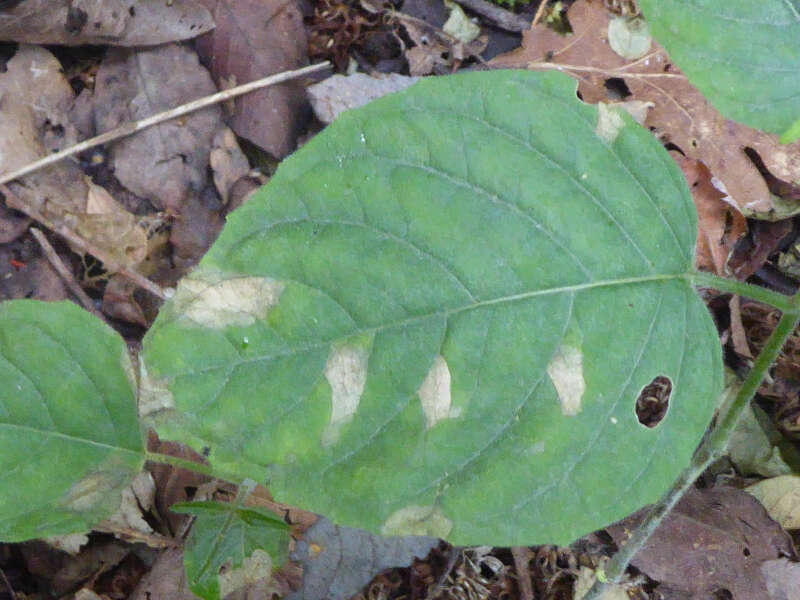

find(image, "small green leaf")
[639,0,800,134]
[142,70,723,546]
[0,300,144,541]
[172,498,290,600]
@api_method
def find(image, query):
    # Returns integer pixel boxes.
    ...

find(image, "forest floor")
[1,1,800,599]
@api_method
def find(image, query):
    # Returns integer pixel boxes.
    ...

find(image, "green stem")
[145,451,245,485]
[584,304,800,599]
[688,271,795,312]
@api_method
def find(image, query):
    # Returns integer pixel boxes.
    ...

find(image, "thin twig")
[526,61,687,79]
[530,0,549,29]
[0,566,16,600]
[454,0,532,32]
[29,227,103,318]
[0,62,331,186]
[425,546,460,599]
[1,185,166,299]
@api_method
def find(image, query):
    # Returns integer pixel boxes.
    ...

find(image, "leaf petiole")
[687,271,795,312]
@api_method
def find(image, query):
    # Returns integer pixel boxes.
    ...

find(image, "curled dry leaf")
[209,127,251,205]
[0,0,214,46]
[491,0,800,220]
[671,153,746,276]
[93,43,223,213]
[195,0,310,159]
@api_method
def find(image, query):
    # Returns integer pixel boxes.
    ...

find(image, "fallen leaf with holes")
[0,0,213,46]
[288,516,438,600]
[491,0,800,220]
[671,153,747,275]
[607,487,794,600]
[195,0,309,159]
[93,43,224,214]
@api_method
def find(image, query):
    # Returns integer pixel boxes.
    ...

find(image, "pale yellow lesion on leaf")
[381,504,453,538]
[547,344,586,417]
[418,355,461,430]
[321,340,371,446]
[172,274,285,329]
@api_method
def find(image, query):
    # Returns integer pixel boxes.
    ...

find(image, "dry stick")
[0,567,16,600]
[530,0,549,29]
[0,62,331,186]
[0,185,166,299]
[454,0,532,32]
[526,61,687,79]
[29,227,103,318]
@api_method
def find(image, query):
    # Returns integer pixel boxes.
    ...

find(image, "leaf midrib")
[163,272,689,378]
[0,421,143,457]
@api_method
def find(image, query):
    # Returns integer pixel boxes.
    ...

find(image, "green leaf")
[781,115,800,144]
[172,496,290,599]
[142,70,723,546]
[639,0,800,134]
[0,300,144,541]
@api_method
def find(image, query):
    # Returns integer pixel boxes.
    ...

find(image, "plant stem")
[145,451,245,486]
[688,271,795,312]
[583,306,800,599]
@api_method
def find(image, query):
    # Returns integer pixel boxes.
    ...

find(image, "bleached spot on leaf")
[381,505,453,538]
[322,344,369,446]
[526,441,546,456]
[62,468,127,513]
[219,548,273,598]
[174,276,285,329]
[596,103,625,144]
[138,361,174,417]
[547,344,585,416]
[418,355,460,430]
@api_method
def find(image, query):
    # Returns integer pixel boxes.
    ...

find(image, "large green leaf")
[639,0,800,134]
[142,70,723,546]
[0,300,144,541]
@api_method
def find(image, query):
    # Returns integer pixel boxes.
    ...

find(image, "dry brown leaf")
[607,487,794,600]
[209,127,251,204]
[0,0,214,46]
[93,43,223,213]
[397,12,487,76]
[195,0,310,159]
[0,46,148,270]
[491,0,800,220]
[671,153,747,276]
[81,180,148,267]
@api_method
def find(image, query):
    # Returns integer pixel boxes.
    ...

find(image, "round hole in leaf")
[635,375,672,428]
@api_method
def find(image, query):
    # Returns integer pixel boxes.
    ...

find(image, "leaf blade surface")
[0,300,144,541]
[143,70,722,545]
